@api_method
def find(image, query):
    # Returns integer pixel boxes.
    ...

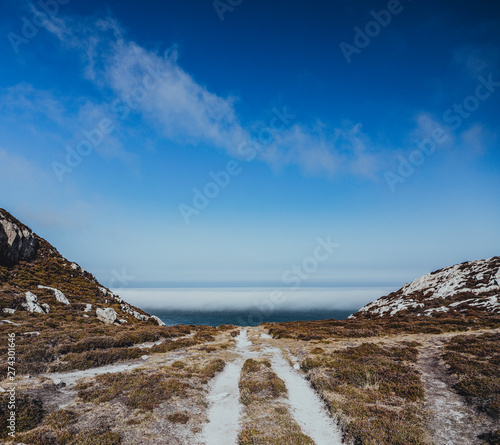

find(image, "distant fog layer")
[113,287,395,312]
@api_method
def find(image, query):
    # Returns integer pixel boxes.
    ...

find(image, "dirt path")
[201,328,343,445]
[418,341,492,444]
[201,329,252,445]
[266,346,343,445]
[202,358,244,445]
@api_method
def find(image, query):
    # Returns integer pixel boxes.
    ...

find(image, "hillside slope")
[351,257,500,319]
[0,208,162,327]
[0,208,186,378]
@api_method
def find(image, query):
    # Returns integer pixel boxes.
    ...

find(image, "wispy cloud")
[12,8,494,181]
[37,12,383,179]
[452,19,500,78]
[0,82,139,170]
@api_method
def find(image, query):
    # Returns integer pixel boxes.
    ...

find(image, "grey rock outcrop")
[0,209,39,266]
[23,292,47,314]
[38,285,71,305]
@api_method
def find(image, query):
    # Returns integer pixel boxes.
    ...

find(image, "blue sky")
[0,0,499,292]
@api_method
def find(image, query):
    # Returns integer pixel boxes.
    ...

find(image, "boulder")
[96,307,118,324]
[23,292,46,314]
[151,315,166,326]
[38,285,70,305]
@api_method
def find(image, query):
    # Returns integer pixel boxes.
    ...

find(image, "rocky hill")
[351,257,500,319]
[0,208,163,327]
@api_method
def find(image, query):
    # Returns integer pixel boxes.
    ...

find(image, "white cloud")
[106,42,248,155]
[39,13,383,179]
[409,112,496,156]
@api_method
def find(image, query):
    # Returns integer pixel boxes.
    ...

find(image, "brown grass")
[76,357,225,410]
[303,342,430,444]
[167,412,190,424]
[0,392,44,439]
[444,333,500,424]
[238,359,314,444]
[265,314,500,341]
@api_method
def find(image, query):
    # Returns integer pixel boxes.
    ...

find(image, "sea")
[115,286,394,327]
[141,309,356,327]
